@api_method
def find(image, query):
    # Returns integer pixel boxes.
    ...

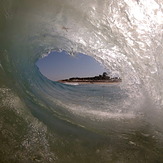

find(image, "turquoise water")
[0,0,163,162]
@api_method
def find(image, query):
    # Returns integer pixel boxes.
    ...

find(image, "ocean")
[0,0,163,162]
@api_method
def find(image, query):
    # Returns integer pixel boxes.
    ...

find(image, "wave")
[1,0,163,162]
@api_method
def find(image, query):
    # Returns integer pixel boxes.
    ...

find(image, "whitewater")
[0,0,163,162]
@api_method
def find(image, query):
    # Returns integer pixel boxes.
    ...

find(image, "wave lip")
[1,0,163,162]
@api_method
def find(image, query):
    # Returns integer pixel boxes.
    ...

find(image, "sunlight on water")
[0,0,163,162]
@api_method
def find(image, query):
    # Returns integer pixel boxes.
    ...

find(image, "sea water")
[0,0,163,162]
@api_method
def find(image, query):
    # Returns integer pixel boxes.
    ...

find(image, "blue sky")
[36,51,106,81]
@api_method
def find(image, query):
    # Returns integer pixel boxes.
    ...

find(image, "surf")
[0,0,163,162]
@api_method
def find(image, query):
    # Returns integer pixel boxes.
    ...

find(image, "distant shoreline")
[57,72,122,85]
[58,80,121,85]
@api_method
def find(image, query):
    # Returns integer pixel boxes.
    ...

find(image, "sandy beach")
[58,80,121,85]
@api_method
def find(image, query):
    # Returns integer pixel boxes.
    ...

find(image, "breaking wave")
[0,0,163,162]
